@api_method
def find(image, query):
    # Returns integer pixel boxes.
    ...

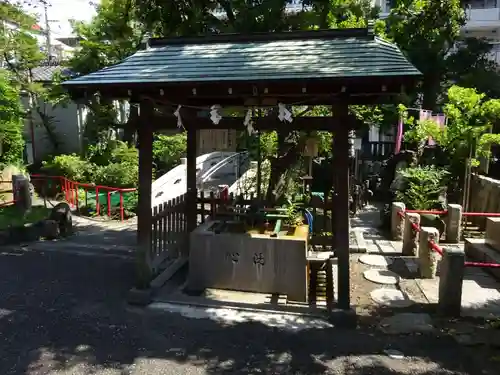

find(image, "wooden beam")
[66,76,418,106]
[136,99,154,286]
[186,128,198,237]
[124,115,364,131]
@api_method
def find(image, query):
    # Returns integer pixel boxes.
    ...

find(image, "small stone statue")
[49,202,73,237]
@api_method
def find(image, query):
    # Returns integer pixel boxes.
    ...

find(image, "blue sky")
[23,0,98,37]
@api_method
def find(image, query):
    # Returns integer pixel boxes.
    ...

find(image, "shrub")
[95,162,138,188]
[153,133,186,175]
[395,166,449,210]
[87,140,138,166]
[110,141,138,165]
[42,154,94,182]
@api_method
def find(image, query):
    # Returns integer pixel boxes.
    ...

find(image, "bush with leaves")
[0,72,25,168]
[395,166,449,210]
[95,162,138,188]
[41,154,94,182]
[93,141,139,188]
[152,133,186,175]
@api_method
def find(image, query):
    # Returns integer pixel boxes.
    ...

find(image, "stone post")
[438,247,465,317]
[391,202,405,241]
[402,212,420,256]
[12,174,32,213]
[445,204,462,244]
[419,226,440,279]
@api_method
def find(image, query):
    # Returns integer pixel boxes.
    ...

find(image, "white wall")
[22,95,86,161]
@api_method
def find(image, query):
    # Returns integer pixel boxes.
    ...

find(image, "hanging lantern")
[303,137,319,157]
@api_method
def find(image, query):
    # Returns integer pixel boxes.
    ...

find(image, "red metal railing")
[404,209,500,217]
[397,209,500,269]
[31,174,136,221]
[462,212,500,217]
[405,209,448,215]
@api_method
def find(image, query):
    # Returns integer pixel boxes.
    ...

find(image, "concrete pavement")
[0,215,487,374]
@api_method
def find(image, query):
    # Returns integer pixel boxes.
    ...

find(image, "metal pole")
[42,1,52,60]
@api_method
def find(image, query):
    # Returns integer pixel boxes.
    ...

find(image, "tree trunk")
[265,131,306,204]
[123,104,138,145]
[422,72,441,111]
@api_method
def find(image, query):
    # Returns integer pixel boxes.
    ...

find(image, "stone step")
[19,239,135,260]
[464,238,500,280]
[485,217,500,252]
[69,231,137,246]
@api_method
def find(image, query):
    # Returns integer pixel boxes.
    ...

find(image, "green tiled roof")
[63,28,421,88]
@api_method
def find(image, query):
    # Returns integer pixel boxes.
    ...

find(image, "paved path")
[0,213,489,374]
[353,206,500,318]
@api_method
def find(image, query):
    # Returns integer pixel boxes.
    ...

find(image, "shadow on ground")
[0,219,495,374]
[0,243,484,374]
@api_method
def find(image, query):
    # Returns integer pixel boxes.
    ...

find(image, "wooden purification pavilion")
[62,24,421,312]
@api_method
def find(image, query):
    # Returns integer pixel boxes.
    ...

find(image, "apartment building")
[373,0,500,64]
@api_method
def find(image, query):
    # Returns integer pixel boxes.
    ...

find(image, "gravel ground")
[0,241,483,375]
[0,212,491,375]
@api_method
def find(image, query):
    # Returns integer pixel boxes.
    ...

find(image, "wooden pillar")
[186,127,198,238]
[256,131,262,199]
[136,100,154,288]
[333,103,351,310]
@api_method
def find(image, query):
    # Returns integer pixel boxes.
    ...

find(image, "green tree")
[445,37,500,99]
[67,0,146,147]
[387,0,466,110]
[0,1,69,152]
[0,71,25,166]
[67,0,385,200]
[403,85,500,200]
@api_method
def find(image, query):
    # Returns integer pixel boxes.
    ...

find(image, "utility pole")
[42,0,51,60]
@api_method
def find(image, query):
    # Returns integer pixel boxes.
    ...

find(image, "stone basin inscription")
[188,220,308,302]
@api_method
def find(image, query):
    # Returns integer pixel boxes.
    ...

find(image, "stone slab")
[363,269,400,285]
[417,271,500,318]
[464,238,500,280]
[370,288,414,308]
[485,217,500,252]
[403,258,419,273]
[359,254,393,267]
[379,313,434,335]
[188,220,308,302]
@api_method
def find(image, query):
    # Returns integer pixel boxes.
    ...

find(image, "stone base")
[188,220,308,302]
[327,307,357,329]
[464,238,500,280]
[127,287,153,306]
[0,219,66,245]
[485,217,500,252]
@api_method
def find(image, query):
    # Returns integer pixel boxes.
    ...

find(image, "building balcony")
[373,2,500,31]
[464,7,500,30]
[488,47,500,64]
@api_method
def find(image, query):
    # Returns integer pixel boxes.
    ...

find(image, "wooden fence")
[151,193,188,276]
[196,191,336,249]
[150,191,338,277]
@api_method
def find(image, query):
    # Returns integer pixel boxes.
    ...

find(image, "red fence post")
[120,192,124,221]
[107,191,111,217]
[74,182,79,208]
[95,187,100,216]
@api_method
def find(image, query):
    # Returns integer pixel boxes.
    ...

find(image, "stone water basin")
[188,219,309,302]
